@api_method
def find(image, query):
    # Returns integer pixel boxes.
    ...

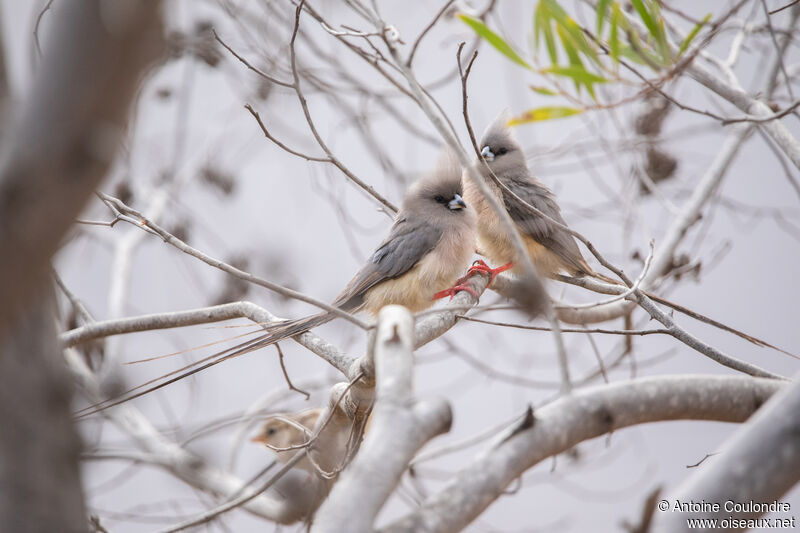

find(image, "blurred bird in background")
[252,408,323,473]
[252,407,373,474]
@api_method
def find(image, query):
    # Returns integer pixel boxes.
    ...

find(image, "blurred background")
[3,0,799,530]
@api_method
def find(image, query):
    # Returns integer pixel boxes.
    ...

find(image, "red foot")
[434,283,479,300]
[433,261,514,301]
[465,260,513,286]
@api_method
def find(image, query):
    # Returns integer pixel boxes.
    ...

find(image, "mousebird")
[463,113,607,281]
[232,155,478,356]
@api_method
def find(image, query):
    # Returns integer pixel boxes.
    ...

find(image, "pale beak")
[448,193,466,210]
[481,145,495,162]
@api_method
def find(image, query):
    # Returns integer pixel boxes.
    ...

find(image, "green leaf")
[566,17,602,66]
[630,0,669,62]
[630,0,658,40]
[541,0,570,25]
[618,44,648,65]
[509,106,584,124]
[677,13,711,57]
[596,0,613,35]
[556,24,582,67]
[629,29,663,67]
[556,24,583,92]
[609,2,621,63]
[542,19,559,64]
[533,3,543,51]
[544,65,608,84]
[650,1,671,62]
[458,13,531,69]
[530,85,559,96]
[543,0,601,67]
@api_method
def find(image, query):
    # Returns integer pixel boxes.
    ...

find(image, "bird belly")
[476,215,567,278]
[465,177,516,266]
[363,224,474,315]
[524,239,566,278]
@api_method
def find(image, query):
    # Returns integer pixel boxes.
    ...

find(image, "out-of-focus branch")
[495,272,782,379]
[68,272,492,419]
[97,192,369,330]
[60,301,355,376]
[313,306,452,532]
[686,66,800,173]
[0,2,8,115]
[0,1,163,531]
[0,0,162,330]
[615,0,800,170]
[381,375,784,533]
[0,289,87,532]
[646,124,752,280]
[212,29,293,88]
[652,372,800,532]
[406,0,456,67]
[67,348,308,524]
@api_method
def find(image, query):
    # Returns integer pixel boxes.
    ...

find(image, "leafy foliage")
[458,0,711,123]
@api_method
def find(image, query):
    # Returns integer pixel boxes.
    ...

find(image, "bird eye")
[496,147,508,156]
[434,195,446,203]
[267,427,277,436]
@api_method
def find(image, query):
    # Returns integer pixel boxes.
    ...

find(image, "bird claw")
[464,260,513,286]
[433,283,480,301]
[433,260,513,301]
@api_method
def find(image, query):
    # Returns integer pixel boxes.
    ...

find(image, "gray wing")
[332,216,443,311]
[502,174,589,273]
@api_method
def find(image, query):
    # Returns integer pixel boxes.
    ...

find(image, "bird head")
[405,152,473,215]
[251,410,320,450]
[477,112,526,176]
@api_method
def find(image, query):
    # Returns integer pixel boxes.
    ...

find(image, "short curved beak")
[481,145,495,162]
[448,193,466,210]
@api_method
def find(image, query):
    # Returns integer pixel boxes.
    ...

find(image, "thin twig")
[32,0,55,58]
[769,0,800,15]
[276,343,311,399]
[288,1,398,214]
[245,103,330,162]
[212,29,293,88]
[456,42,573,392]
[97,192,369,329]
[156,452,307,533]
[406,0,457,67]
[458,315,670,336]
[761,0,795,99]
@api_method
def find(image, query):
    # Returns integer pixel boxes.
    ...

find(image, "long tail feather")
[74,312,335,418]
[573,271,797,359]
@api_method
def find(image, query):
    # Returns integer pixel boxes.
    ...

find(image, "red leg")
[465,260,513,286]
[433,283,479,300]
[433,261,514,301]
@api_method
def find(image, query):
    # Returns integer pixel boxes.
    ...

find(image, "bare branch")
[212,29,293,88]
[313,306,452,532]
[287,2,398,214]
[652,372,800,532]
[406,0,456,67]
[382,375,784,533]
[66,348,311,524]
[97,192,369,330]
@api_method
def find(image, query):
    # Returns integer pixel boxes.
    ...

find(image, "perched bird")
[252,408,330,518]
[232,156,477,355]
[463,113,605,280]
[252,408,323,471]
